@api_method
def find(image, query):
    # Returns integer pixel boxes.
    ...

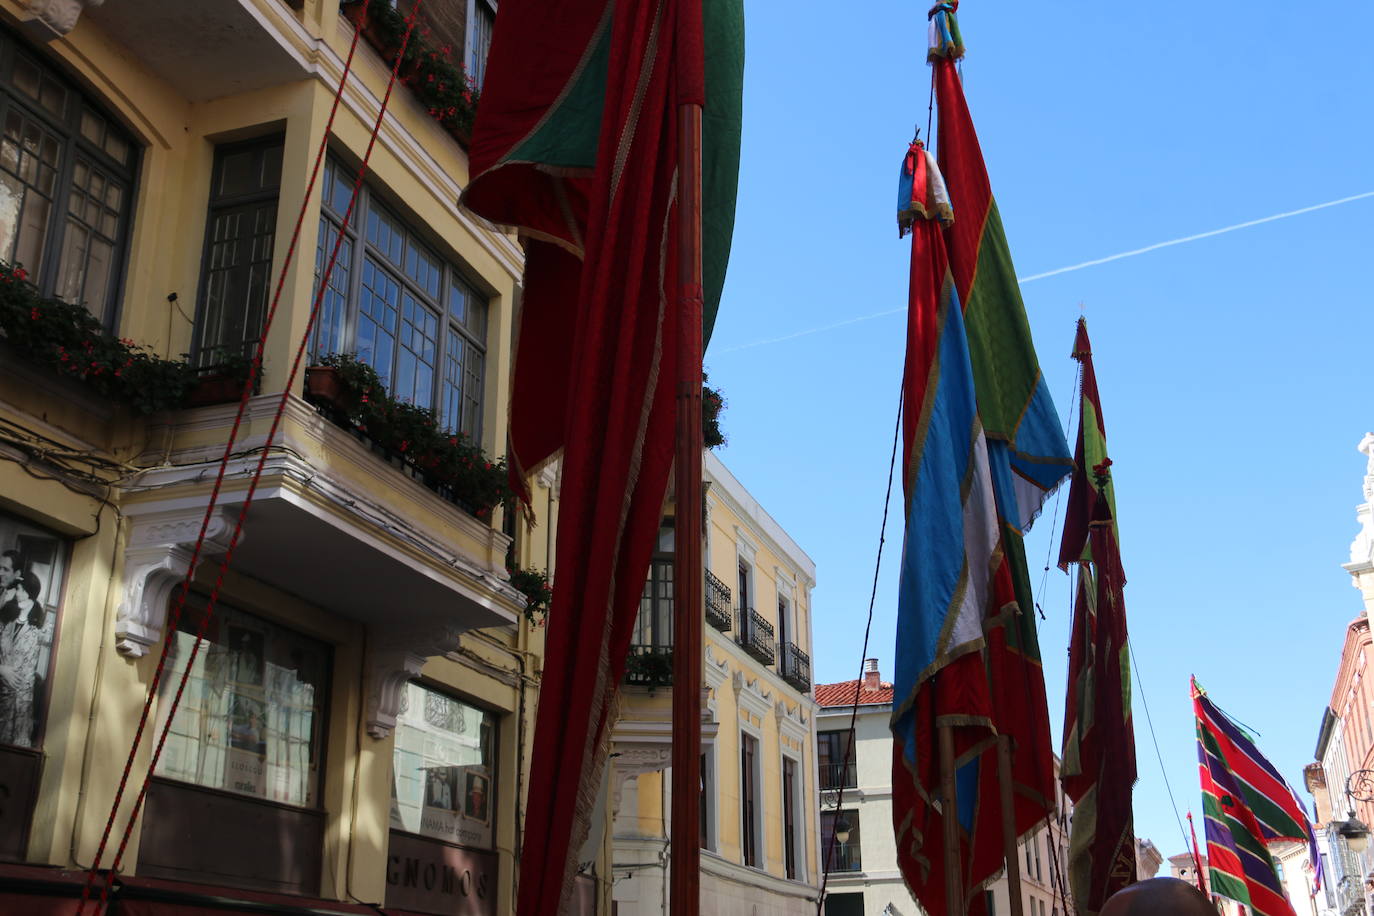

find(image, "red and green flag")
[460,1,742,913]
[932,0,1071,862]
[1057,317,1136,915]
[889,7,1072,915]
[1195,680,1316,916]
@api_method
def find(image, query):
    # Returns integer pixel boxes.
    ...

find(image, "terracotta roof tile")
[814,678,894,708]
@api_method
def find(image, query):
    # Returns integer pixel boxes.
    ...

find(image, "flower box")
[186,374,245,408]
[304,365,344,408]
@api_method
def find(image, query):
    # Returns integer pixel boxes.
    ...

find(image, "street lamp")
[1341,769,1374,854]
[834,815,852,846]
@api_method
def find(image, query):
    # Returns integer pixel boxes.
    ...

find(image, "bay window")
[313,155,488,438]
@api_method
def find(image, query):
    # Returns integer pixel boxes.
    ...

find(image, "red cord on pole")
[77,1,428,909]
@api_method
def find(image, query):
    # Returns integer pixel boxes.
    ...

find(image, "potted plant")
[702,374,727,449]
[507,567,552,624]
[186,349,255,407]
[0,260,195,413]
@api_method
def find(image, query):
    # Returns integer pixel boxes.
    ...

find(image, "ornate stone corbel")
[115,507,240,658]
[363,622,467,738]
[17,0,104,42]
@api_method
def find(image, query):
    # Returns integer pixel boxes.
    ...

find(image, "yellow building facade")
[609,452,822,914]
[0,1,576,913]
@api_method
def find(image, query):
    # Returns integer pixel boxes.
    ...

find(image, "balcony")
[84,1,312,102]
[737,608,775,666]
[780,642,811,691]
[705,571,732,632]
[820,763,857,792]
[624,644,674,690]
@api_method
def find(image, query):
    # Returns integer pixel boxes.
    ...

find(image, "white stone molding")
[364,622,467,738]
[732,670,772,724]
[17,0,103,41]
[114,506,240,658]
[704,644,730,692]
[774,699,810,747]
[733,526,758,563]
[1351,434,1374,572]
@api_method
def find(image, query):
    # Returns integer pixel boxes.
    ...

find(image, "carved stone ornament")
[1351,433,1374,572]
[364,623,467,738]
[115,507,240,659]
[17,0,104,42]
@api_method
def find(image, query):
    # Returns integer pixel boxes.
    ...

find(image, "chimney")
[863,658,880,691]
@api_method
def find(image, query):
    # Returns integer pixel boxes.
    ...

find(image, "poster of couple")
[0,513,65,750]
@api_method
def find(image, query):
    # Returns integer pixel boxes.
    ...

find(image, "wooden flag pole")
[669,98,705,916]
[997,735,1027,916]
[939,723,965,916]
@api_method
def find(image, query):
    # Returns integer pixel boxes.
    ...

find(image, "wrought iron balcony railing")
[781,642,810,691]
[737,608,775,666]
[705,570,732,633]
[819,762,857,791]
[624,644,674,690]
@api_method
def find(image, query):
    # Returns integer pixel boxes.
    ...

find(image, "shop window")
[195,137,283,369]
[391,681,497,850]
[152,601,329,804]
[0,32,136,325]
[143,601,330,894]
[311,155,488,439]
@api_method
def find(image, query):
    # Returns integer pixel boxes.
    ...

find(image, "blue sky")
[704,1,1374,865]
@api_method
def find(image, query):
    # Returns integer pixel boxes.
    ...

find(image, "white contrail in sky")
[716,191,1374,354]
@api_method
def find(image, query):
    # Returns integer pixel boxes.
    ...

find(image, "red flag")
[1058,320,1137,915]
[462,1,704,912]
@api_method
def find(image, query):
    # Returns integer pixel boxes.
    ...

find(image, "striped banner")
[1194,680,1313,916]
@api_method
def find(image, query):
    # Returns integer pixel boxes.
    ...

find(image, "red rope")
[77,1,427,909]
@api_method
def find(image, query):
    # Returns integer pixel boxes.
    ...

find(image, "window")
[154,601,329,807]
[818,729,856,790]
[741,732,760,867]
[700,749,713,851]
[783,756,798,879]
[391,682,497,850]
[0,33,135,324]
[466,0,495,90]
[821,809,861,872]
[986,890,997,916]
[736,557,751,616]
[823,892,864,916]
[777,593,790,650]
[1034,834,1043,881]
[0,510,67,750]
[632,522,675,649]
[312,156,488,438]
[195,138,283,367]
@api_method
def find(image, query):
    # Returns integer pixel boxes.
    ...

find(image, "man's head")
[1100,878,1217,916]
[0,550,22,588]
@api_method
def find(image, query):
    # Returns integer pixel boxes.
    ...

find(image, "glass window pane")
[0,173,23,263]
[0,510,69,750]
[461,343,483,437]
[154,603,329,807]
[218,150,257,197]
[390,683,496,848]
[441,328,464,433]
[80,109,102,145]
[103,132,128,167]
[312,217,351,359]
[196,200,276,366]
[357,258,399,386]
[12,57,40,101]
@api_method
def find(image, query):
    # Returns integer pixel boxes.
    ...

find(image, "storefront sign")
[385,831,497,916]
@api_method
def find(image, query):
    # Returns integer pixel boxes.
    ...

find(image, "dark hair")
[1,548,22,571]
[20,570,42,627]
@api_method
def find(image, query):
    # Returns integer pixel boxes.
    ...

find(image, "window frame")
[781,751,803,881]
[740,729,762,869]
[0,29,138,328]
[192,134,284,369]
[817,728,857,791]
[465,0,497,91]
[311,153,489,441]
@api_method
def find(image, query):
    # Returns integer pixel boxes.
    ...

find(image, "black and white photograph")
[228,693,268,756]
[0,515,63,750]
